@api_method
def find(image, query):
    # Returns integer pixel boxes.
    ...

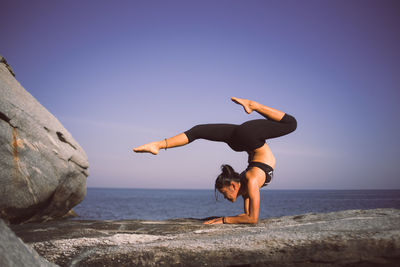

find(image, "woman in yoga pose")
[133,97,297,224]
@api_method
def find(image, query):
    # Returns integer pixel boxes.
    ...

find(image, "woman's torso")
[248,143,276,169]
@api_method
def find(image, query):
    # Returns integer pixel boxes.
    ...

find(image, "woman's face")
[218,183,239,202]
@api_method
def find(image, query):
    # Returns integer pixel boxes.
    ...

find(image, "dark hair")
[214,164,241,200]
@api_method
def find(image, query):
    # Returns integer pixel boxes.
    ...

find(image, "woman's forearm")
[225,215,258,224]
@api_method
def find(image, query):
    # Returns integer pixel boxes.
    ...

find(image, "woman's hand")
[203,217,224,225]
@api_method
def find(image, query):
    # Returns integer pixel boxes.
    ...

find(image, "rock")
[11,208,400,266]
[0,55,15,77]
[0,218,58,267]
[0,56,89,224]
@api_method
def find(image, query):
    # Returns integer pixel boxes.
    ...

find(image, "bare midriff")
[248,143,276,169]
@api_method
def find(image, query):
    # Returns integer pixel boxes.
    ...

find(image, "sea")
[71,188,400,221]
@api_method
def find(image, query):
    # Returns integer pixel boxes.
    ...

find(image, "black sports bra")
[241,161,274,188]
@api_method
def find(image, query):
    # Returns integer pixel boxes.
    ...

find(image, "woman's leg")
[232,97,297,139]
[134,97,296,154]
[133,133,189,155]
[133,123,236,154]
[231,97,285,121]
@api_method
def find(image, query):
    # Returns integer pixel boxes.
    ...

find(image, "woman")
[133,97,297,224]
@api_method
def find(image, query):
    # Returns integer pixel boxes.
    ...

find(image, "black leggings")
[184,113,297,152]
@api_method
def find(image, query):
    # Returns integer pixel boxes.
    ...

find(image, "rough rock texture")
[0,56,89,224]
[11,209,400,267]
[0,218,58,267]
[0,55,15,77]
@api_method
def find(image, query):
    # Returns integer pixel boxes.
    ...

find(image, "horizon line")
[86,186,400,191]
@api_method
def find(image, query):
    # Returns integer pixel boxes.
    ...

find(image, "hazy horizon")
[1,0,399,190]
[85,187,400,191]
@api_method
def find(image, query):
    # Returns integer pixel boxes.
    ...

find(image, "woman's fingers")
[203,218,216,224]
[203,218,217,224]
[203,217,223,225]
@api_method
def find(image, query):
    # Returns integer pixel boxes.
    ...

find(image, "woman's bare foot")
[133,141,161,155]
[231,97,257,114]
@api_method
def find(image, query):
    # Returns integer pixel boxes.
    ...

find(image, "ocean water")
[72,188,400,221]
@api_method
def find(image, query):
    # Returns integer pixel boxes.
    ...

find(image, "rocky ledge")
[11,208,400,267]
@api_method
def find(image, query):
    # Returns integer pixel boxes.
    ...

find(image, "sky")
[1,0,399,190]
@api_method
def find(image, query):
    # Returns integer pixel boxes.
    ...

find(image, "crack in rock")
[0,110,16,128]
[56,131,77,150]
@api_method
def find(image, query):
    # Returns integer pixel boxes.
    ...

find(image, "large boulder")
[0,55,89,224]
[0,218,58,267]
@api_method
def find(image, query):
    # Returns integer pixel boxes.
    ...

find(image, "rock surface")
[0,218,58,267]
[0,55,15,77]
[11,208,400,266]
[0,56,89,224]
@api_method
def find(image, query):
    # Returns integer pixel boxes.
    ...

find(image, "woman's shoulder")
[243,165,269,188]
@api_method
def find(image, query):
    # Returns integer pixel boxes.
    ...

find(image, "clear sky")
[1,0,399,190]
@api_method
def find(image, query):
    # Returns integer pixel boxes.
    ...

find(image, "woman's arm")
[243,196,250,215]
[204,170,261,225]
[224,176,260,224]
[235,197,250,217]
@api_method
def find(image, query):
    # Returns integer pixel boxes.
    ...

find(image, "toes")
[133,146,146,153]
[231,97,241,105]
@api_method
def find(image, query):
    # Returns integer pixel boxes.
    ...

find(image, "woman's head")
[215,164,241,202]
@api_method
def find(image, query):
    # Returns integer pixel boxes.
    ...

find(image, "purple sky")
[1,0,399,189]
